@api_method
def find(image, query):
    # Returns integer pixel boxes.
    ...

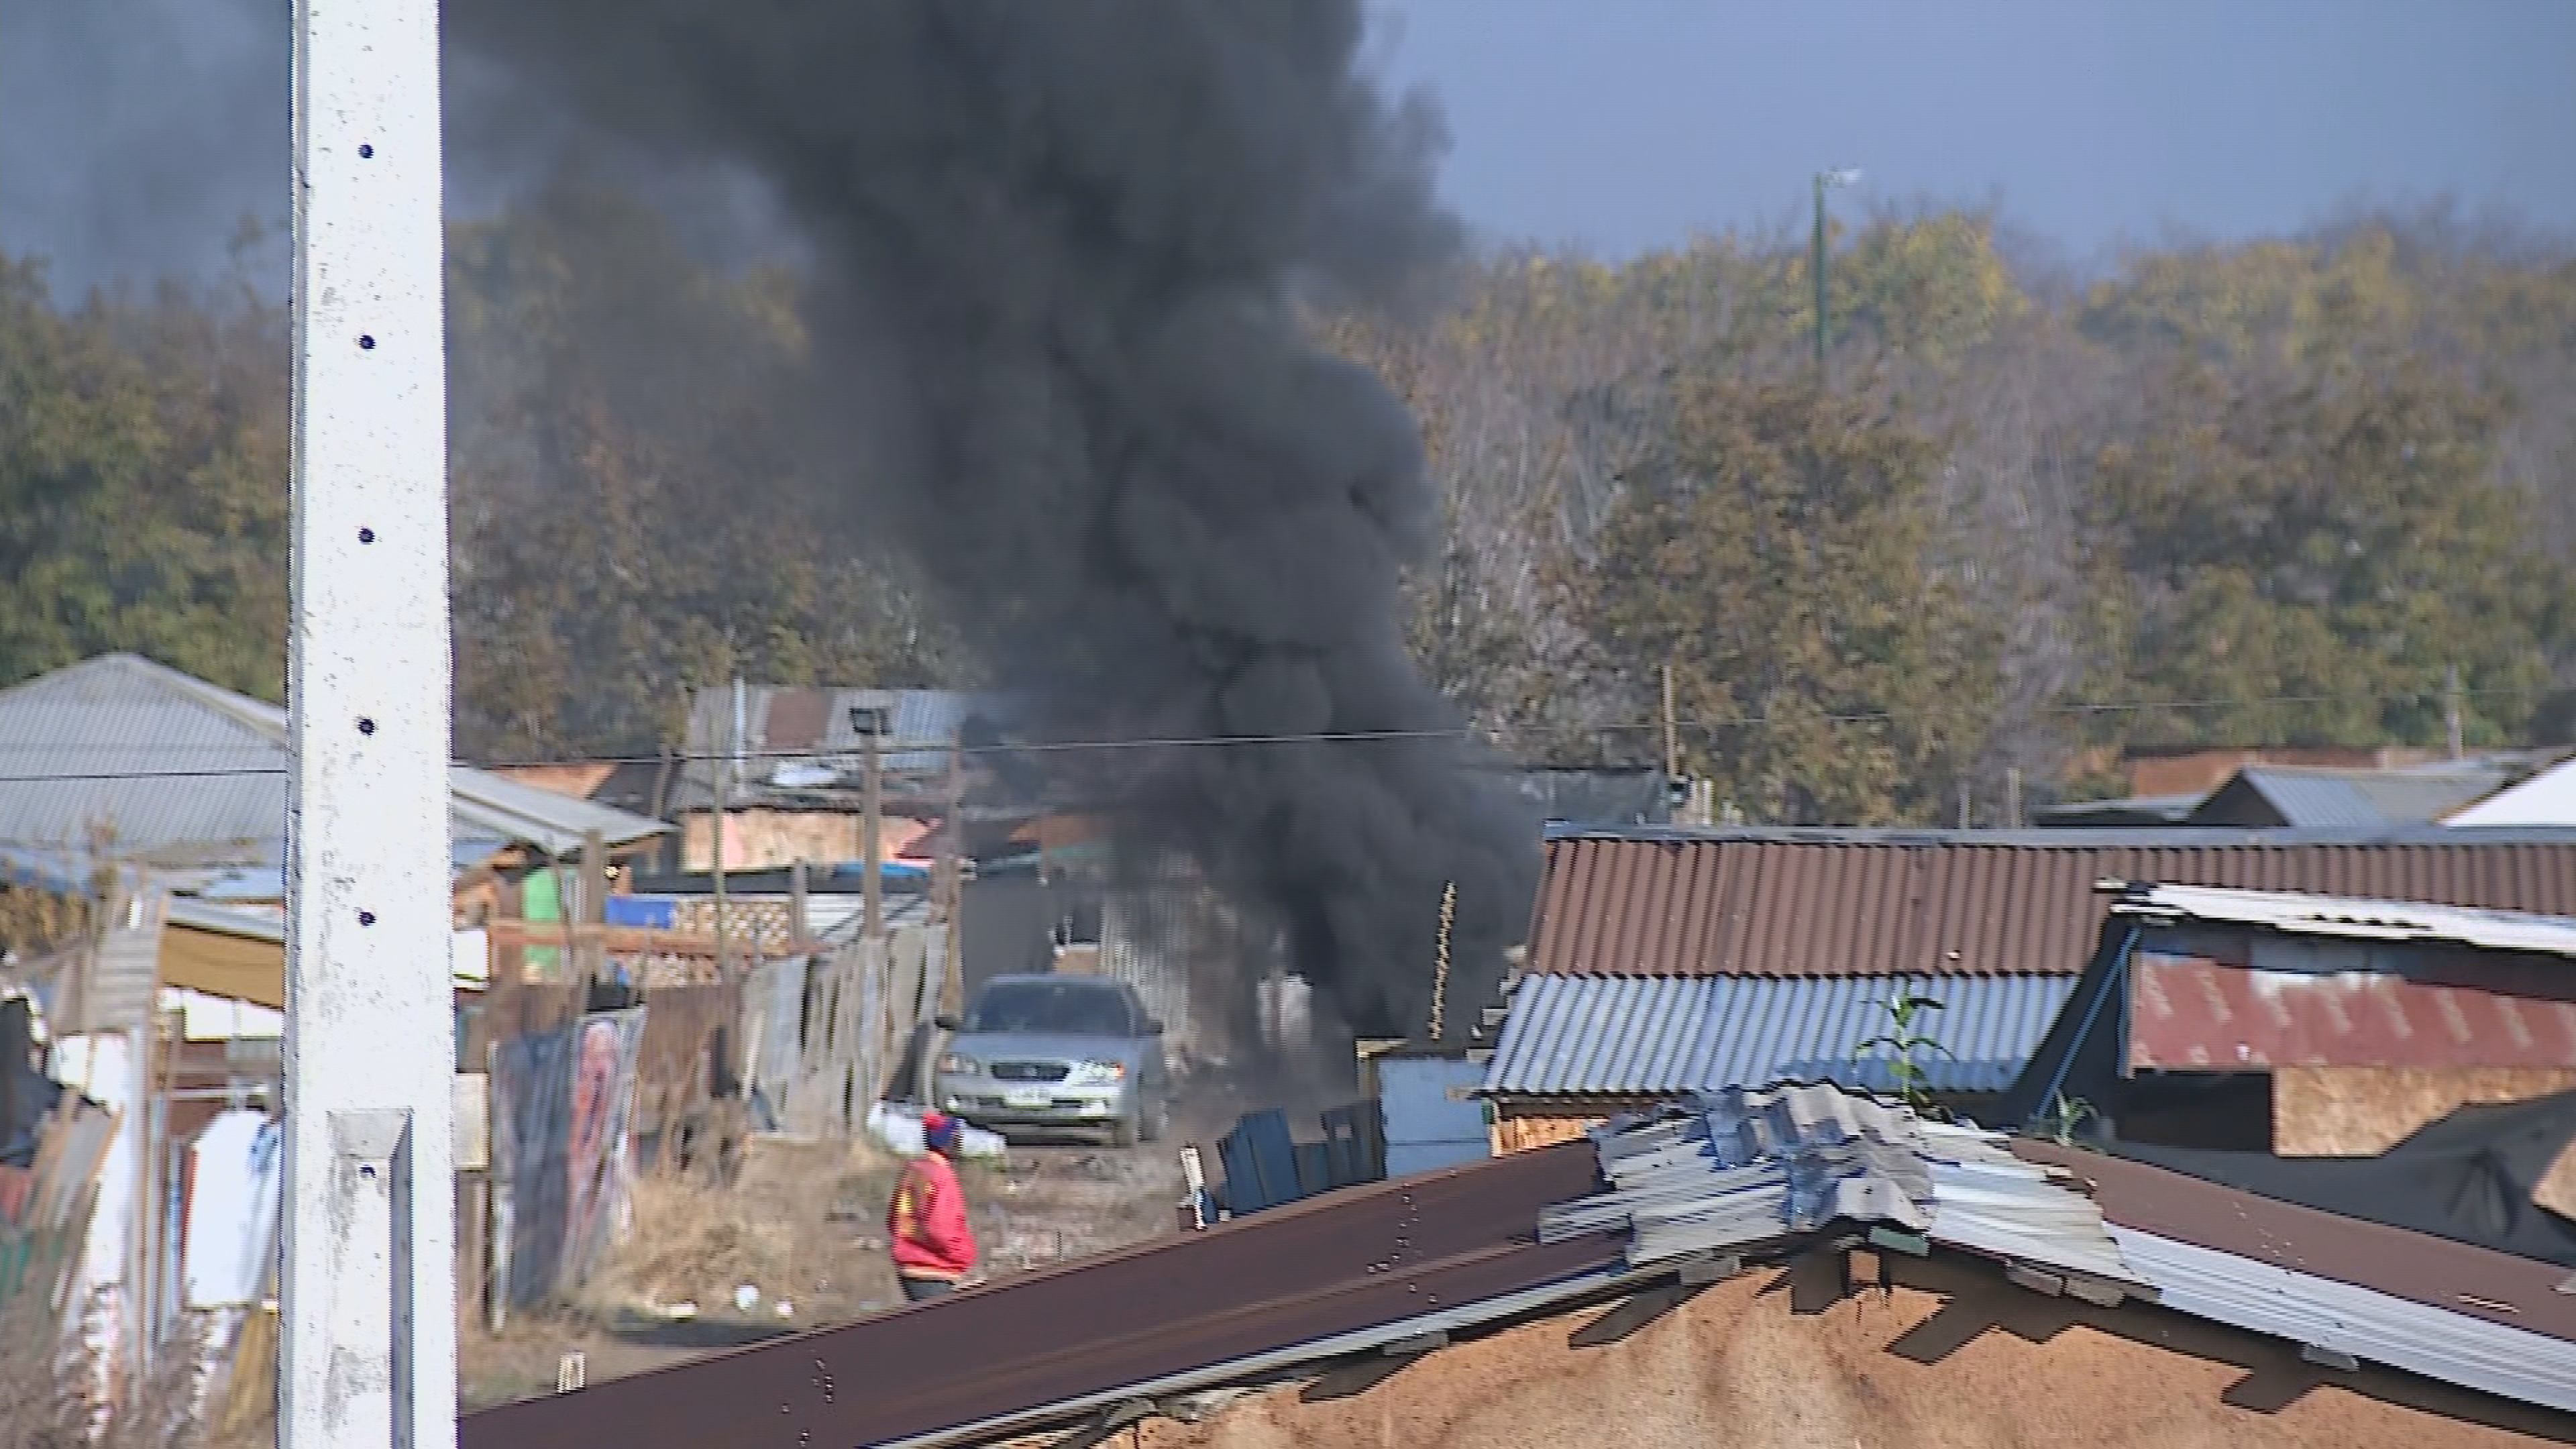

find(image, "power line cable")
[0,685,2551,783]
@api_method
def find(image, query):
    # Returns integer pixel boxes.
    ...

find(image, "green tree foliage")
[1332,211,2576,818]
[2084,353,2567,747]
[3,201,2570,811]
[1574,377,1999,824]
[0,259,290,700]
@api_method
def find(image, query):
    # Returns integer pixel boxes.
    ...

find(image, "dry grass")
[0,1289,219,1449]
[590,1171,800,1313]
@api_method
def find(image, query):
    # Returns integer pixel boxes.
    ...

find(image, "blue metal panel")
[1377,1056,1487,1175]
[604,896,678,930]
[1482,973,2079,1098]
[1224,1108,1301,1214]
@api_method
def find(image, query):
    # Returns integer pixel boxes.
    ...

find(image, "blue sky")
[3,0,2571,292]
[1371,0,2576,258]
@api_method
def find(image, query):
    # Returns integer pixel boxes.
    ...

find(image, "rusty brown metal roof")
[1529,827,2576,979]
[2129,947,2576,1071]
[2014,1140,2576,1345]
[460,1141,1616,1449]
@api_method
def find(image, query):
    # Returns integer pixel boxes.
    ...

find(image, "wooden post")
[1660,663,1679,787]
[712,678,739,975]
[579,828,608,989]
[2447,663,2465,760]
[788,859,810,953]
[938,745,965,1017]
[861,714,884,941]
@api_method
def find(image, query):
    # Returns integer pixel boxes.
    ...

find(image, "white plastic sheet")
[865,1101,1005,1160]
[184,1110,282,1309]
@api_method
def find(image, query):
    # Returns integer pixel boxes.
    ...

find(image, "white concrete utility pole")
[281,1,457,1446]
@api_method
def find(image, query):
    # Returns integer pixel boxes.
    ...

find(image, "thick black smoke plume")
[447,0,1539,1038]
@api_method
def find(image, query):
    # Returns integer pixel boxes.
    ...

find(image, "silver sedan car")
[933,974,1171,1146]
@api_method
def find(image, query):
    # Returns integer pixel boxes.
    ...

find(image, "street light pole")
[1812,168,1862,380]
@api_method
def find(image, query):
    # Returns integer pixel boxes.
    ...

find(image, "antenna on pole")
[280,1,457,1444]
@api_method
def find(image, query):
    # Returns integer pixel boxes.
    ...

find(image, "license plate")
[1002,1089,1053,1110]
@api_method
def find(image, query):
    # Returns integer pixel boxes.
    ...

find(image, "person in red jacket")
[888,1112,978,1301]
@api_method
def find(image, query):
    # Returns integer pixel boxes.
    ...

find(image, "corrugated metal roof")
[2108,1228,2576,1414]
[2450,756,2576,826]
[1554,1086,2576,1413]
[682,686,989,791]
[444,766,671,857]
[166,896,285,945]
[1483,973,2076,1097]
[2127,949,2576,1071]
[2031,792,2204,826]
[0,654,292,864]
[1540,1083,2145,1289]
[2017,1140,2576,1407]
[2192,765,2507,828]
[1529,826,2576,979]
[2112,881,2576,955]
[0,654,667,865]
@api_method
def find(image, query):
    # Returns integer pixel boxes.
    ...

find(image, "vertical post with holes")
[282,1,456,1446]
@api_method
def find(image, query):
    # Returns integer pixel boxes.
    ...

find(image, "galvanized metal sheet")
[2209,766,2504,830]
[1548,1084,2143,1287]
[2116,881,2576,955]
[2111,1226,2576,1413]
[0,654,665,866]
[2015,1140,2576,1335]
[2451,756,2576,826]
[1484,972,2077,1097]
[2128,949,2576,1070]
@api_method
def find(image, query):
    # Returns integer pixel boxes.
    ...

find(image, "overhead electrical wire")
[0,682,2546,784]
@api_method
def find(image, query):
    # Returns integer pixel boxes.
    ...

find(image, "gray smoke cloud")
[0,0,286,294]
[445,0,1539,1037]
[0,0,780,297]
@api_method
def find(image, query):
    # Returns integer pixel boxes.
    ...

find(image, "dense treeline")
[3,186,2570,820]
[1333,208,2576,818]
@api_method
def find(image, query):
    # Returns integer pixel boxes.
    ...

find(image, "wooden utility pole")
[861,710,885,941]
[936,744,965,1016]
[787,859,810,953]
[1660,664,1680,787]
[2446,663,2465,760]
[2004,767,2023,830]
[578,828,608,988]
[712,678,739,973]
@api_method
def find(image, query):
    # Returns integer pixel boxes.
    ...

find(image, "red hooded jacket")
[888,1149,977,1282]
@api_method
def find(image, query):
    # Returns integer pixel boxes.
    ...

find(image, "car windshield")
[963,981,1134,1036]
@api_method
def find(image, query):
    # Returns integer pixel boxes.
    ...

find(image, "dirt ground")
[1124,1254,2573,1449]
[460,1114,1198,1412]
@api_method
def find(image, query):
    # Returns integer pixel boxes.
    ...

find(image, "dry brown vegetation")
[457,1134,1187,1411]
[0,1290,227,1449]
